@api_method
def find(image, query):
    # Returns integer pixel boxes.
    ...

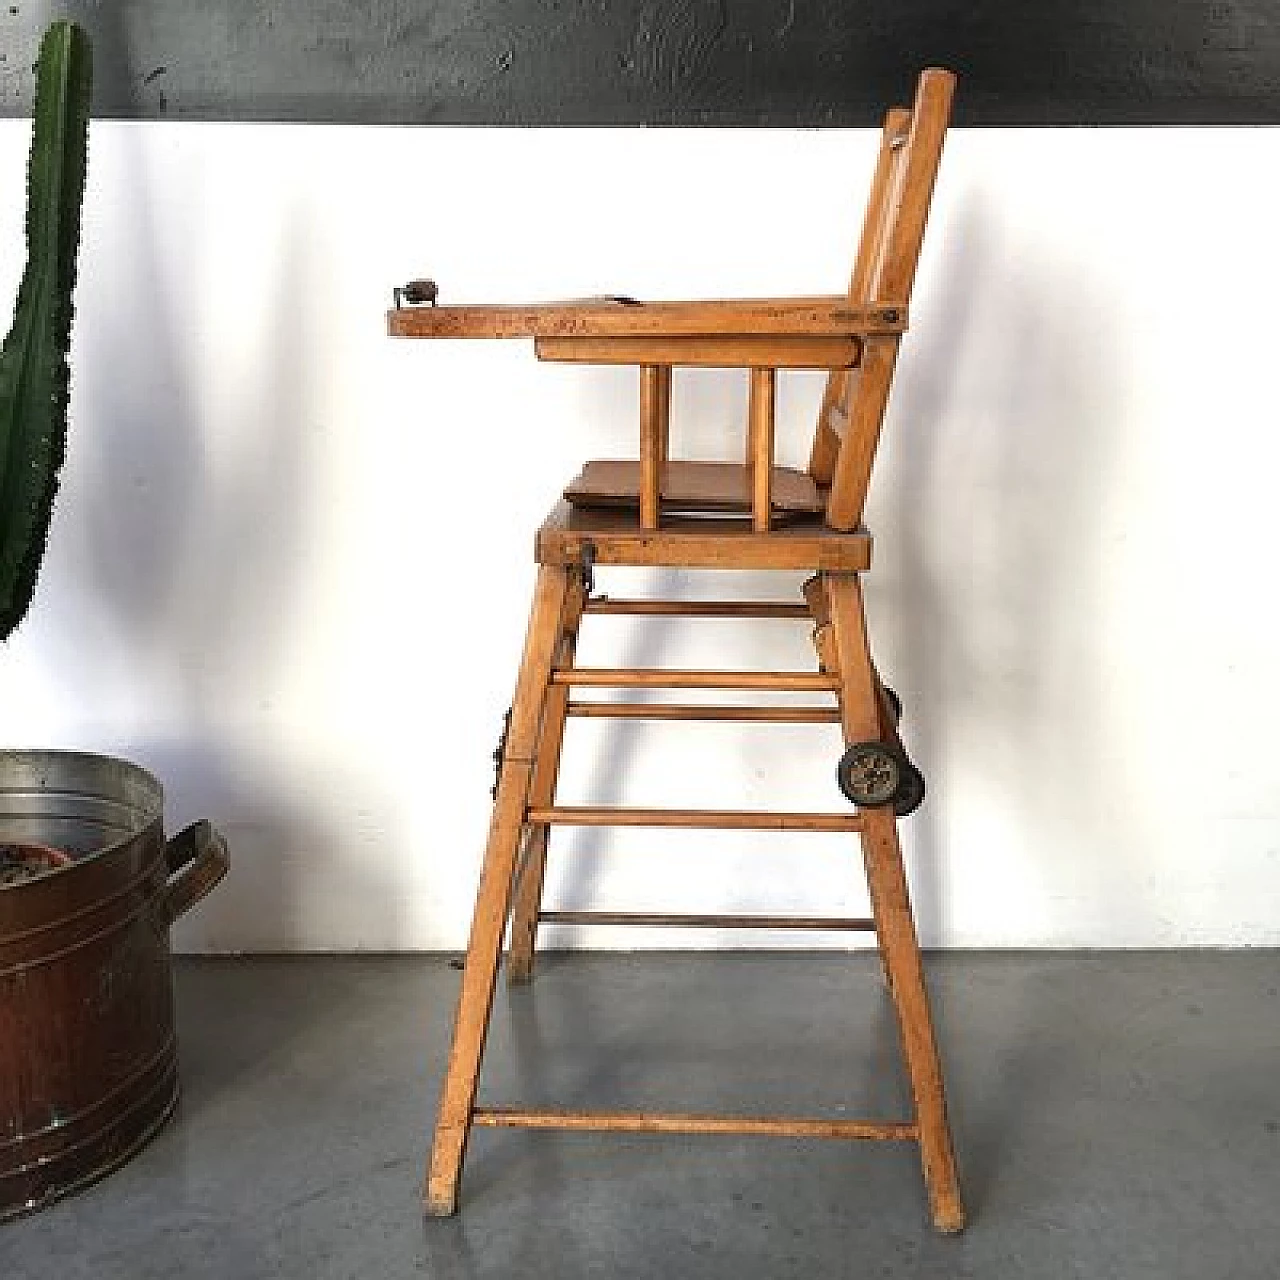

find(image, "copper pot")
[0,750,229,1219]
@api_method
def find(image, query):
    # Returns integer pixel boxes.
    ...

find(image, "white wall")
[1,122,1278,950]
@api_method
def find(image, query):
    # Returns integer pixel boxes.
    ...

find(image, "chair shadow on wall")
[878,189,1148,1215]
[61,113,406,1106]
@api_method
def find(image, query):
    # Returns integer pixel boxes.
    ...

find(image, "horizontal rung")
[566,702,839,723]
[552,668,839,691]
[473,1107,917,1142]
[583,598,811,619]
[527,806,863,832]
[539,911,876,931]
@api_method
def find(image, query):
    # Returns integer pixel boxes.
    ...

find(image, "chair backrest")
[808,69,955,531]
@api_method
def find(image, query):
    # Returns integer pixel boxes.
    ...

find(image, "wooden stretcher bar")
[582,598,811,618]
[526,806,865,832]
[564,702,840,723]
[538,911,876,931]
[472,1108,918,1141]
[550,668,840,691]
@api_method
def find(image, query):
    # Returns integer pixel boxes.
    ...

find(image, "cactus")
[0,21,92,640]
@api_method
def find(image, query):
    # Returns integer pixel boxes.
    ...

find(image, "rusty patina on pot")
[0,751,228,1220]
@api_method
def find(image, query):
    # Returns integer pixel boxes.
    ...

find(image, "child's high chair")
[390,68,964,1233]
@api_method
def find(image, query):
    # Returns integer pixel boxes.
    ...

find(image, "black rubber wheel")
[836,741,904,808]
[881,685,903,724]
[891,763,926,817]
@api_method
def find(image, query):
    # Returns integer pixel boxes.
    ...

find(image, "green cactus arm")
[0,21,92,640]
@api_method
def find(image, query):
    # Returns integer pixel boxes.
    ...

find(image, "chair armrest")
[386,295,906,340]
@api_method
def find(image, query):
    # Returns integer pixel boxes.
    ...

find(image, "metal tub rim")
[0,749,165,885]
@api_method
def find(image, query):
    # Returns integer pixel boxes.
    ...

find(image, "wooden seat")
[389,68,965,1234]
[565,459,824,518]
[538,500,872,572]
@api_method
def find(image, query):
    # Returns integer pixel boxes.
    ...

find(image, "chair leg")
[424,565,573,1217]
[507,578,588,983]
[825,572,965,1234]
[803,573,901,747]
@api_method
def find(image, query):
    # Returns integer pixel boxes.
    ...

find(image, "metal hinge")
[491,707,512,797]
[578,541,596,596]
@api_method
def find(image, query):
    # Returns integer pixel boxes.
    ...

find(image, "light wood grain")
[549,667,838,691]
[872,72,956,306]
[851,108,915,302]
[538,912,875,931]
[536,501,873,572]
[565,702,839,723]
[389,296,906,340]
[809,105,913,486]
[826,571,965,1233]
[506,578,587,984]
[416,69,963,1233]
[657,365,672,465]
[825,335,901,530]
[749,367,777,532]
[535,334,861,368]
[564,460,822,517]
[527,806,864,832]
[582,598,811,618]
[473,1108,917,1141]
[821,69,954,531]
[425,566,570,1217]
[639,365,664,529]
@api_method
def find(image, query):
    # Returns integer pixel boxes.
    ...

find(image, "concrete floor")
[2,952,1277,1279]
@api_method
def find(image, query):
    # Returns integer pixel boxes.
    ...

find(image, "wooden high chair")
[390,68,963,1233]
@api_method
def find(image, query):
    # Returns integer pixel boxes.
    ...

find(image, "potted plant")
[0,19,91,887]
[1,25,234,1218]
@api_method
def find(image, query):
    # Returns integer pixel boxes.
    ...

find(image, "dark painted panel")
[2,1,1279,124]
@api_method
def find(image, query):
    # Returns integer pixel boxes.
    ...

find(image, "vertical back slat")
[639,365,664,529]
[850,108,914,304]
[808,107,912,487]
[657,366,672,466]
[871,72,954,306]
[823,69,954,531]
[823,336,900,531]
[749,367,777,531]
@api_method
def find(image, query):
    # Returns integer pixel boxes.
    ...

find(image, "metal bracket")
[491,707,512,797]
[578,541,597,596]
[393,278,439,309]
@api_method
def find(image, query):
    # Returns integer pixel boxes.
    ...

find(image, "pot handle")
[163,820,230,925]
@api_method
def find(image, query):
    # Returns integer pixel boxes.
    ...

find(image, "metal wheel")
[880,685,903,724]
[836,741,904,808]
[892,762,926,817]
